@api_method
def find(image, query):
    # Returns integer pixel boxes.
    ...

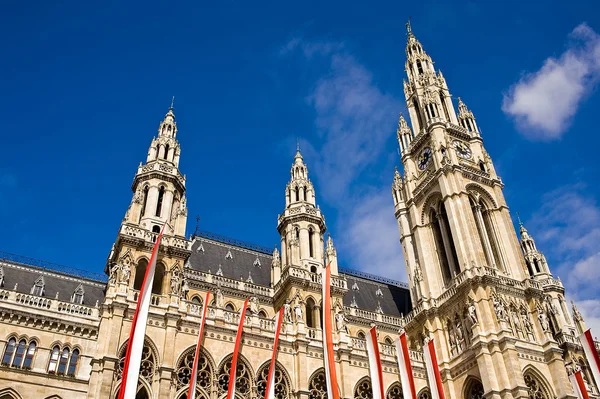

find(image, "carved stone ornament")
[283,300,293,323]
[294,303,303,323]
[249,296,259,314]
[215,287,224,309]
[181,277,189,299]
[335,311,348,333]
[170,268,181,295]
[492,294,508,321]
[467,299,478,325]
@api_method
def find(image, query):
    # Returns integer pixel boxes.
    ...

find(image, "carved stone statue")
[467,300,478,325]
[272,247,281,268]
[120,263,130,284]
[335,311,348,333]
[294,303,303,323]
[109,264,119,285]
[170,269,181,295]
[455,319,464,344]
[181,278,189,299]
[538,311,550,332]
[512,310,522,331]
[522,308,534,334]
[448,327,457,356]
[215,288,224,309]
[283,300,293,323]
[249,296,259,314]
[493,295,508,321]
[572,300,583,321]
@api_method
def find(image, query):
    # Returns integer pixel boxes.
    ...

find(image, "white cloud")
[282,39,405,280]
[502,23,600,140]
[529,183,600,330]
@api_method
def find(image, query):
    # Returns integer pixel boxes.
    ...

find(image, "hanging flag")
[423,338,445,399]
[118,224,166,399]
[227,298,250,399]
[264,307,285,399]
[569,369,591,399]
[580,329,600,386]
[322,263,341,399]
[366,326,385,399]
[188,290,211,399]
[395,330,417,399]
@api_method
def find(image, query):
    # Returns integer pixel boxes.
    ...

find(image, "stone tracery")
[217,354,253,398]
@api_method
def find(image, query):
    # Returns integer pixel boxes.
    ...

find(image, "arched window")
[306,298,316,328]
[308,369,327,399]
[439,93,450,121]
[464,379,484,399]
[308,228,315,258]
[357,331,366,340]
[479,161,486,172]
[22,341,36,369]
[48,346,60,373]
[413,98,424,131]
[134,259,148,291]
[523,371,551,399]
[480,200,502,270]
[57,348,69,374]
[117,340,156,385]
[525,260,534,277]
[295,227,300,240]
[11,339,26,368]
[174,347,213,399]
[225,303,235,311]
[431,209,452,285]
[303,186,307,201]
[310,265,317,274]
[416,60,423,75]
[533,259,541,273]
[1,338,16,366]
[67,349,79,376]
[418,389,431,399]
[151,263,165,295]
[72,285,85,304]
[140,186,149,218]
[384,337,393,345]
[31,276,44,296]
[258,310,267,318]
[354,377,373,399]
[387,382,404,399]
[256,361,290,399]
[164,144,170,160]
[191,296,202,305]
[217,354,253,398]
[155,187,165,217]
[295,187,299,202]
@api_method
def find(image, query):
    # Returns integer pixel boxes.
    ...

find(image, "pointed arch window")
[306,297,316,328]
[164,144,170,160]
[140,186,149,218]
[11,339,26,368]
[67,349,79,376]
[31,276,45,296]
[479,161,486,172]
[303,186,308,201]
[151,263,165,295]
[156,186,165,217]
[1,338,16,366]
[295,187,300,202]
[71,285,85,304]
[439,92,450,121]
[413,98,424,131]
[430,203,460,286]
[308,228,315,258]
[23,341,36,369]
[48,346,60,373]
[134,259,148,291]
[57,348,69,374]
[416,60,423,75]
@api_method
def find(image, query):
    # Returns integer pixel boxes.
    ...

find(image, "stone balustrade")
[0,289,99,319]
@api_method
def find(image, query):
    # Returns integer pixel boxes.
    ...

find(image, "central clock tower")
[392,23,579,399]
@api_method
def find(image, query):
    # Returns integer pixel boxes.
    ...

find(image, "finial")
[170,96,175,110]
[406,16,413,36]
[516,212,523,226]
[296,137,300,152]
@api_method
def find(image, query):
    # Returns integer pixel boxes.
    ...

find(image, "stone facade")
[0,24,598,399]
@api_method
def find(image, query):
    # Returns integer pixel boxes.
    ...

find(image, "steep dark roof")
[189,232,412,317]
[0,252,106,306]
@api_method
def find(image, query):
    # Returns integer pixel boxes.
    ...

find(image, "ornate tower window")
[217,354,253,398]
[464,379,484,399]
[173,348,212,399]
[523,371,551,399]
[308,369,327,399]
[309,227,315,258]
[31,276,45,296]
[354,377,373,399]
[140,186,149,218]
[155,186,165,217]
[256,361,290,399]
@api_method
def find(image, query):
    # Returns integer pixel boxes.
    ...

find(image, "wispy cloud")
[528,183,600,331]
[502,23,600,140]
[281,38,405,280]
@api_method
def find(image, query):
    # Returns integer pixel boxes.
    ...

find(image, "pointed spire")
[294,139,304,165]
[406,16,414,38]
[457,97,469,116]
[170,96,175,110]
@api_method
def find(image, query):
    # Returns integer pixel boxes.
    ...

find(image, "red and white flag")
[263,307,285,399]
[366,326,385,399]
[395,330,417,399]
[569,369,591,399]
[423,338,445,399]
[188,290,211,399]
[322,263,341,399]
[226,299,250,399]
[580,329,600,386]
[118,224,165,399]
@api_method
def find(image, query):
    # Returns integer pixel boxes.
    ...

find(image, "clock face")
[418,147,432,170]
[453,140,472,159]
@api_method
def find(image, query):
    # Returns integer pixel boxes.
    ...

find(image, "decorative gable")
[225,249,233,260]
[71,284,85,304]
[31,275,45,296]
[253,257,261,267]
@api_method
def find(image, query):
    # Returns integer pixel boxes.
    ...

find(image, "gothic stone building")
[0,27,597,399]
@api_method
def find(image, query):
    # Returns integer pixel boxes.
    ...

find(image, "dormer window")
[31,276,45,297]
[71,284,85,305]
[0,265,4,288]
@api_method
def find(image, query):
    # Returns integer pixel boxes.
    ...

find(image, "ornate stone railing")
[184,269,273,297]
[0,289,99,319]
[380,343,395,357]
[120,224,191,250]
[307,327,322,340]
[274,266,347,291]
[352,338,366,350]
[349,307,404,327]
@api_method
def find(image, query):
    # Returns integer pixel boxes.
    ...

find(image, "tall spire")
[406,17,414,38]
[456,97,479,135]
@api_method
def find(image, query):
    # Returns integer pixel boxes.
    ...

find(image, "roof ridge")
[339,267,409,289]
[193,230,273,255]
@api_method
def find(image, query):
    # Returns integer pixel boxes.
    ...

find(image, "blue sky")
[1,1,600,326]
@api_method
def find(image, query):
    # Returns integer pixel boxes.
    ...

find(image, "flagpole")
[188,290,211,399]
[264,307,284,399]
[227,298,250,399]
[322,263,340,399]
[366,326,385,399]
[580,329,600,386]
[423,337,445,399]
[395,329,417,399]
[118,224,166,399]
